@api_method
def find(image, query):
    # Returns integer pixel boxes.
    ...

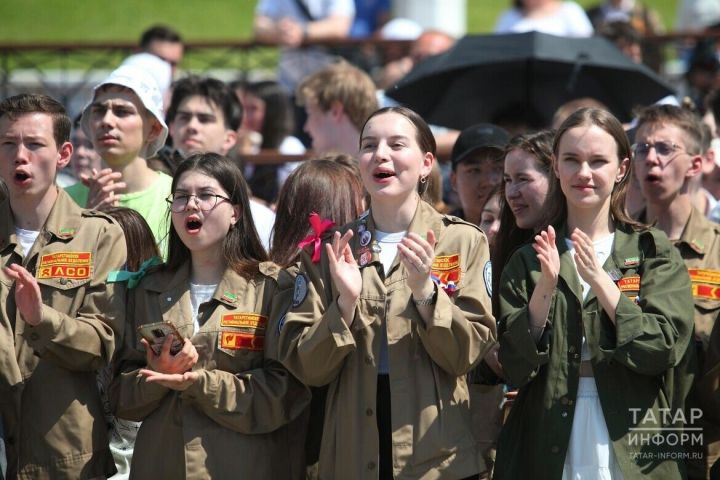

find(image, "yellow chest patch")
[220,313,267,330]
[37,252,92,280]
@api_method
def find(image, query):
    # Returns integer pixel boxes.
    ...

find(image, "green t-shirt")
[65,172,173,256]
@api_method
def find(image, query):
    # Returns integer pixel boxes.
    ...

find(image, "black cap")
[451,123,510,169]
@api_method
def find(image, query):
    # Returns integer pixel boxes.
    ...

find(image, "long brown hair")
[491,129,555,315]
[165,153,268,278]
[105,207,161,271]
[545,107,644,230]
[270,156,366,267]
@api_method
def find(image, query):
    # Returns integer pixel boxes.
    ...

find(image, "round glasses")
[166,193,231,213]
[632,141,686,161]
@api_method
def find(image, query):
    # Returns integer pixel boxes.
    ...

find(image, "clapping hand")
[326,230,362,325]
[570,228,605,288]
[4,264,42,326]
[82,168,125,210]
[532,225,560,289]
[398,230,436,299]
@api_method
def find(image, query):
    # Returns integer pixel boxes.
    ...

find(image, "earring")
[420,176,427,184]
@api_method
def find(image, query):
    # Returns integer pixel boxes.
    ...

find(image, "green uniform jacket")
[277,201,497,479]
[0,189,127,479]
[495,222,694,480]
[110,261,310,480]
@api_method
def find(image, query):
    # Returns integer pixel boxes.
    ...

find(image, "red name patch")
[220,331,264,351]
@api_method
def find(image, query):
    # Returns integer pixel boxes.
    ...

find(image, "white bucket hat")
[120,53,172,95]
[81,64,169,158]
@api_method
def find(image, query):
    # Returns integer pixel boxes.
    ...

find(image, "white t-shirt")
[495,1,594,37]
[276,135,307,188]
[375,229,406,375]
[250,199,276,252]
[15,227,40,257]
[189,282,217,334]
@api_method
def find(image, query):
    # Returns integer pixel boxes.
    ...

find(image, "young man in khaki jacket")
[634,104,720,480]
[0,93,127,479]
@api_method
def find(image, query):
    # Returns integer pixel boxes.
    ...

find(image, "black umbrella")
[387,31,676,129]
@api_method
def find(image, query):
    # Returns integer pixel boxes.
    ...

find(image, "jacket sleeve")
[497,250,553,387]
[24,219,127,372]
[109,288,171,422]
[179,358,310,434]
[597,231,694,376]
[180,279,311,434]
[277,253,358,387]
[414,225,496,376]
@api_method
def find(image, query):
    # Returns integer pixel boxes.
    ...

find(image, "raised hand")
[532,225,560,289]
[4,264,42,326]
[81,168,126,210]
[398,230,437,300]
[142,336,198,375]
[325,230,362,325]
[570,228,605,287]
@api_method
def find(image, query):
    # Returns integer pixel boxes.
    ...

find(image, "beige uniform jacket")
[673,207,720,478]
[110,261,310,480]
[278,201,496,479]
[0,189,127,479]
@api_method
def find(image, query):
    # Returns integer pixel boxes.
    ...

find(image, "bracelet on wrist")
[413,285,437,306]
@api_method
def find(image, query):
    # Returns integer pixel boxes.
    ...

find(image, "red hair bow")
[298,212,335,263]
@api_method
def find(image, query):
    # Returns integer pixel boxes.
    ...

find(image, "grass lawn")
[0,1,682,77]
[0,1,680,43]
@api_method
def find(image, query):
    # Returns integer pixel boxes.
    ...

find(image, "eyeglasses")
[166,193,231,213]
[632,141,686,161]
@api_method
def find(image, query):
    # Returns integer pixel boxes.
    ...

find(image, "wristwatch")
[413,285,437,306]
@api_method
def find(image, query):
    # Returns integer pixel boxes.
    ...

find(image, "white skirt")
[562,378,624,480]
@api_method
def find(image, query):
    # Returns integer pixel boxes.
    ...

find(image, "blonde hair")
[297,62,379,130]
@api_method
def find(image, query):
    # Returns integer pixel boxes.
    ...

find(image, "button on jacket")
[111,261,310,480]
[495,222,694,479]
[278,200,496,479]
[0,189,127,479]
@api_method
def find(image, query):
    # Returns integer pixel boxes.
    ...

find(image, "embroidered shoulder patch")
[292,274,309,307]
[483,261,492,297]
[430,254,461,294]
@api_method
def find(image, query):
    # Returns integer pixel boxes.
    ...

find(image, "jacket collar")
[43,189,83,241]
[554,222,584,305]
[357,200,443,275]
[144,260,253,311]
[0,188,82,254]
[554,221,637,306]
[676,206,711,256]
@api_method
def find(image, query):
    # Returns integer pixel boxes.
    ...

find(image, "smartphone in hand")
[136,321,184,355]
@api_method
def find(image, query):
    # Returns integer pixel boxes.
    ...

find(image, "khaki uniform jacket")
[278,201,496,479]
[110,261,310,480]
[495,222,695,480]
[0,189,127,479]
[673,207,720,478]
